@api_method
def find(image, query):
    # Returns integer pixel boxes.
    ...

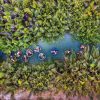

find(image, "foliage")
[0,60,55,92]
[65,0,100,44]
[0,0,100,53]
[0,46,99,95]
[54,46,100,95]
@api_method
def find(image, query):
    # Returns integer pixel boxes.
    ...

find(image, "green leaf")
[0,72,4,78]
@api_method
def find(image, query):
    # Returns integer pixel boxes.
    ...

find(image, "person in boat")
[80,44,85,49]
[76,50,83,55]
[16,50,22,57]
[26,49,33,57]
[65,50,71,55]
[51,47,59,55]
[34,45,41,53]
[23,55,28,62]
[38,53,46,60]
[10,51,16,62]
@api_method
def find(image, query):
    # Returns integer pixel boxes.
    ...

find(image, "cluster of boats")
[10,44,86,63]
[10,45,59,62]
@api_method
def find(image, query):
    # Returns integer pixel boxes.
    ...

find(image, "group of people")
[10,45,59,62]
[10,44,85,62]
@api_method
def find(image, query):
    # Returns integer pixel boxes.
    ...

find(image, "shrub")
[54,46,100,95]
[0,46,99,95]
[0,0,100,53]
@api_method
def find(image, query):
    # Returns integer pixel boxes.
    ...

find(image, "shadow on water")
[0,51,7,63]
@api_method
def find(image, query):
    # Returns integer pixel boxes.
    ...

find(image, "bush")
[0,46,99,95]
[0,0,100,53]
[54,46,100,95]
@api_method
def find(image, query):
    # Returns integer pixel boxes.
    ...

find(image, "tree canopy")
[0,0,100,53]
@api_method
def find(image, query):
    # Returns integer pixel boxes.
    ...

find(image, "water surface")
[25,34,82,64]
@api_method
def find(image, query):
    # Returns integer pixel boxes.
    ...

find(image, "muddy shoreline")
[0,90,100,100]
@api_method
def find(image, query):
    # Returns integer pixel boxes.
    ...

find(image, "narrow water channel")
[0,34,100,64]
[19,34,82,64]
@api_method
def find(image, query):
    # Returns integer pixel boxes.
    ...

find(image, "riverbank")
[0,90,100,100]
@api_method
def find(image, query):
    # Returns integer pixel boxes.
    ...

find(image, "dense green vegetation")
[0,46,99,95]
[0,0,100,96]
[0,0,100,53]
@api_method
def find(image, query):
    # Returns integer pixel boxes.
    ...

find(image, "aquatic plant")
[0,46,99,96]
[54,46,100,94]
[0,0,100,54]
